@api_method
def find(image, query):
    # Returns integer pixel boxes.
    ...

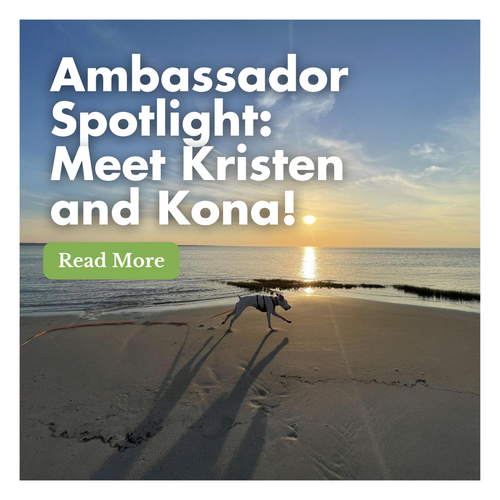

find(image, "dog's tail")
[237,294,242,299]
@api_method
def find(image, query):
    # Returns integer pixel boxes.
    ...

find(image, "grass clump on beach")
[225,278,385,292]
[223,279,479,303]
[392,284,480,302]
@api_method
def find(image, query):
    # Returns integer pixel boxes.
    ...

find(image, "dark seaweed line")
[392,284,479,302]
[219,279,480,302]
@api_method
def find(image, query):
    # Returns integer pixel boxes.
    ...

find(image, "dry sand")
[20,295,480,480]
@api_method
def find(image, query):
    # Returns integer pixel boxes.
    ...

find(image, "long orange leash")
[20,320,189,348]
[20,307,235,348]
[211,308,234,318]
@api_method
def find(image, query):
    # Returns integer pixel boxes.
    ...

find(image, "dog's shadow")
[93,329,229,479]
[93,331,288,480]
[140,331,288,479]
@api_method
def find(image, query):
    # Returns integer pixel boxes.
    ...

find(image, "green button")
[43,242,179,280]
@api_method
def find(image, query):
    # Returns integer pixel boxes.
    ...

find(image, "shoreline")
[20,285,480,320]
[21,295,479,479]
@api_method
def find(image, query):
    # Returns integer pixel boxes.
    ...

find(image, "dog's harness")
[255,295,278,313]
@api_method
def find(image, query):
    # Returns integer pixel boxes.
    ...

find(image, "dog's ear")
[278,293,284,299]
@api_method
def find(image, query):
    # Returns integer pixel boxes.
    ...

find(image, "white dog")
[221,293,292,332]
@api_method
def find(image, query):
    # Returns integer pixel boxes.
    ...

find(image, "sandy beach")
[20,295,479,480]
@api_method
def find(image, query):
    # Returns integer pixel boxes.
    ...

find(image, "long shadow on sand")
[224,405,268,479]
[140,332,289,479]
[93,329,229,479]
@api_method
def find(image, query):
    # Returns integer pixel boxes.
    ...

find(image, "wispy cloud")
[409,165,450,179]
[290,93,335,120]
[256,91,284,108]
[437,103,479,149]
[409,143,446,160]
[355,173,426,191]
[262,92,336,137]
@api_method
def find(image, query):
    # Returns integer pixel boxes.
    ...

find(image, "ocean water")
[20,245,480,316]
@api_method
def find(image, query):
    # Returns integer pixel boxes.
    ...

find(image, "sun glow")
[303,215,317,225]
[300,246,318,282]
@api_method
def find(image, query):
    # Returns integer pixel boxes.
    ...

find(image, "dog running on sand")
[221,293,292,332]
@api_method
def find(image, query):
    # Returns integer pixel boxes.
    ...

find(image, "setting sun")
[303,215,317,225]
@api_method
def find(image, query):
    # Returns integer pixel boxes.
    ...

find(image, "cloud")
[256,91,284,108]
[355,173,426,191]
[300,134,379,181]
[437,104,479,149]
[306,136,366,158]
[290,93,335,120]
[264,92,336,135]
[409,143,446,160]
[425,165,448,173]
[355,162,455,193]
[408,165,450,179]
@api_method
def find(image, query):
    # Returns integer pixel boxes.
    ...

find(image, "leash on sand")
[19,308,235,348]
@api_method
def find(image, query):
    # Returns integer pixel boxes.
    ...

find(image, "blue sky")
[20,20,480,246]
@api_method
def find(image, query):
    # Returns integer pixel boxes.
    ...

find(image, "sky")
[20,20,480,247]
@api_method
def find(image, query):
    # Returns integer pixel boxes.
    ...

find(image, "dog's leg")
[222,299,244,324]
[226,302,250,332]
[266,311,277,332]
[227,309,244,332]
[221,309,236,325]
[272,310,292,324]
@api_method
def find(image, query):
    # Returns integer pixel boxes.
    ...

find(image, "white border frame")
[3,2,497,498]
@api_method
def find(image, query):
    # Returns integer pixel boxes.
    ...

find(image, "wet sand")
[20,295,479,480]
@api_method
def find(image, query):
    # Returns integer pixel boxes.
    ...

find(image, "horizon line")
[19,242,480,250]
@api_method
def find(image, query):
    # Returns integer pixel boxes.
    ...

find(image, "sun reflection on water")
[300,247,318,294]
